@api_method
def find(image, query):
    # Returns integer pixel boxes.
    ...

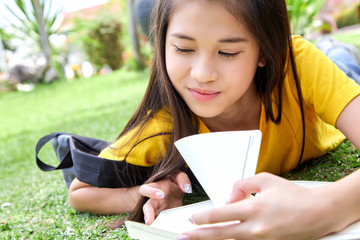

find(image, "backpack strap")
[36,132,74,171]
[36,132,154,188]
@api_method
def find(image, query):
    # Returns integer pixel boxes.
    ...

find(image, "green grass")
[1,33,360,237]
[0,69,149,239]
[331,30,360,50]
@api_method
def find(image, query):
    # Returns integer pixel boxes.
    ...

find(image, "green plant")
[68,1,127,72]
[0,28,15,52]
[335,4,360,29]
[84,16,124,71]
[3,0,65,80]
[286,0,326,36]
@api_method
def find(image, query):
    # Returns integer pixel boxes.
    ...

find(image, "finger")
[191,200,251,225]
[143,199,157,225]
[171,171,192,194]
[139,184,165,199]
[228,174,264,204]
[180,221,249,240]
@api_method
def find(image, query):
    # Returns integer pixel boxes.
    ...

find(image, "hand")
[139,171,192,225]
[179,173,342,240]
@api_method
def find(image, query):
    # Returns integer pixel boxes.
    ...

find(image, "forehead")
[166,0,252,41]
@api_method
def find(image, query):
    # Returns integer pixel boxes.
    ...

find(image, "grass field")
[1,31,360,239]
[0,69,149,239]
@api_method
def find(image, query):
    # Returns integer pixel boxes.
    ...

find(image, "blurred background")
[0,0,153,92]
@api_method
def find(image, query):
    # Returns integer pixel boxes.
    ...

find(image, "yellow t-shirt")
[256,36,360,174]
[99,109,173,167]
[99,36,360,175]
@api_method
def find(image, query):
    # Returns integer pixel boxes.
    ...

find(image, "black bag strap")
[36,132,154,188]
[36,132,74,171]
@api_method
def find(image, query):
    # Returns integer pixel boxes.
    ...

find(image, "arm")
[331,94,360,224]
[68,171,192,218]
[179,96,360,240]
[68,178,141,215]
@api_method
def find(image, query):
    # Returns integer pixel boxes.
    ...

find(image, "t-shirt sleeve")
[293,36,360,126]
[99,110,172,167]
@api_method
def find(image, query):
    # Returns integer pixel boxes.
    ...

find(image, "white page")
[126,200,237,240]
[174,130,262,206]
[125,220,179,240]
[151,200,215,234]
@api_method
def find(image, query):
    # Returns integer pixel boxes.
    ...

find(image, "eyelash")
[174,46,241,58]
[218,51,241,58]
[174,46,194,54]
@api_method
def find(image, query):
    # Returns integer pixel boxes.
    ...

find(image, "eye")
[218,51,241,58]
[174,45,195,54]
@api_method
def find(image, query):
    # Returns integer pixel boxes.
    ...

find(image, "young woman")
[69,0,360,239]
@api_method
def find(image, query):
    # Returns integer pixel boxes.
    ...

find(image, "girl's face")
[165,0,265,120]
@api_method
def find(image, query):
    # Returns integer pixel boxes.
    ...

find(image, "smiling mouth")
[189,88,220,102]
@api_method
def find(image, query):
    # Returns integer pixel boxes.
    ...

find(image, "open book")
[125,131,360,240]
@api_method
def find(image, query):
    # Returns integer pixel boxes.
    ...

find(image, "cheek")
[222,60,258,90]
[230,55,259,78]
[166,53,188,84]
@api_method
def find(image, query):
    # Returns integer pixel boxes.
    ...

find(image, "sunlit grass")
[0,69,148,239]
[331,29,360,49]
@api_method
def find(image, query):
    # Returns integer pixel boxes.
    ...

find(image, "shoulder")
[291,35,326,63]
[288,35,360,126]
[99,109,173,166]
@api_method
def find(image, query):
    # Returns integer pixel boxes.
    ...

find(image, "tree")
[3,0,64,81]
[0,28,15,72]
[32,0,52,74]
[127,0,145,70]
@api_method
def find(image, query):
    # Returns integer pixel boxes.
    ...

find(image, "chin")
[191,109,220,119]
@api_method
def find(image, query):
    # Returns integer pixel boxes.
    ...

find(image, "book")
[125,131,360,240]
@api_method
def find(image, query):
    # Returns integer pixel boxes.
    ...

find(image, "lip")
[189,88,220,102]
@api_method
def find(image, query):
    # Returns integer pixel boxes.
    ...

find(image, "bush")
[286,0,326,36]
[83,16,124,71]
[335,4,360,29]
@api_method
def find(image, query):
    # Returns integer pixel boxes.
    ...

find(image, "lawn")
[0,69,149,239]
[1,31,360,239]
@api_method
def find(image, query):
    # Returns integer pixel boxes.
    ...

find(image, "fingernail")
[144,216,148,225]
[155,191,164,199]
[177,235,189,240]
[188,217,193,224]
[184,184,192,194]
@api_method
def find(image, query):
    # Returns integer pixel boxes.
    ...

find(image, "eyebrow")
[219,37,248,43]
[170,33,195,41]
[170,33,248,43]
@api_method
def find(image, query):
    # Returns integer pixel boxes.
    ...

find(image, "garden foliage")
[335,3,360,29]
[286,0,326,36]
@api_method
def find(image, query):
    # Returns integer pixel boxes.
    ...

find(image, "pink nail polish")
[155,191,164,199]
[177,235,189,240]
[184,184,192,193]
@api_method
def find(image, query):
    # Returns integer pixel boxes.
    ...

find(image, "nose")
[190,54,219,83]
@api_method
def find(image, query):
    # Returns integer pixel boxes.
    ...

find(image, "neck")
[201,89,261,132]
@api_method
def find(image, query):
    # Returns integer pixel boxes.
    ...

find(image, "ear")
[258,55,266,67]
